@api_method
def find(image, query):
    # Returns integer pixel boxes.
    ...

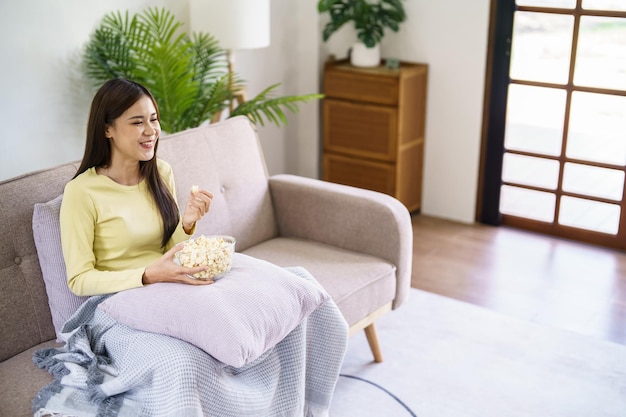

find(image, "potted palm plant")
[318,0,406,67]
[83,7,322,133]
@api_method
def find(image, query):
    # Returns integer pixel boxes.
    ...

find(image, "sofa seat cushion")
[0,339,59,417]
[242,237,396,327]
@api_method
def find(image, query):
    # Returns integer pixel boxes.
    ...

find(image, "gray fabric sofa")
[0,116,412,416]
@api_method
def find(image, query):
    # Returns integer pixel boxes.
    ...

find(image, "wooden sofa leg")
[364,323,383,363]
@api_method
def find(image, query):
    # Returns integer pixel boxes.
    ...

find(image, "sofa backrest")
[0,163,77,361]
[0,116,277,361]
[157,117,278,250]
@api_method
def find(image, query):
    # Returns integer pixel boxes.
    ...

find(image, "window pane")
[567,92,626,165]
[574,17,626,90]
[500,185,556,222]
[582,0,626,11]
[510,12,574,84]
[505,84,566,156]
[563,163,624,201]
[516,0,575,7]
[502,153,560,189]
[558,196,620,234]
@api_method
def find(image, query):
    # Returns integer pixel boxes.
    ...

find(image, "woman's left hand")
[182,187,213,233]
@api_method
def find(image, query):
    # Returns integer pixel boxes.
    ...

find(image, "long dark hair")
[75,78,180,248]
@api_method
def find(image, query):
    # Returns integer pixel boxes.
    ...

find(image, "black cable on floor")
[339,373,418,417]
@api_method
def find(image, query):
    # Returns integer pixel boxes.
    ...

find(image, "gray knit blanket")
[32,268,348,417]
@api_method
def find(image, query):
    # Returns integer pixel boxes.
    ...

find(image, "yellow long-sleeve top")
[60,159,192,296]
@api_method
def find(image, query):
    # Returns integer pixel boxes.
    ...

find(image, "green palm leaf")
[84,7,321,133]
[232,84,323,127]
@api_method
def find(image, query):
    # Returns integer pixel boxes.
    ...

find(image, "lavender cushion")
[98,253,329,367]
[32,195,88,341]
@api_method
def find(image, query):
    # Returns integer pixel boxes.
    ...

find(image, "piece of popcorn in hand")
[191,185,199,195]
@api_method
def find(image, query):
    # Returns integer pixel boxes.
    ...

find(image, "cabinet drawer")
[324,70,398,105]
[323,153,395,196]
[323,99,397,162]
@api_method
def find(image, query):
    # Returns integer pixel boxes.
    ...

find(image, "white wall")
[0,0,491,224]
[235,0,320,178]
[0,0,187,178]
[393,1,490,223]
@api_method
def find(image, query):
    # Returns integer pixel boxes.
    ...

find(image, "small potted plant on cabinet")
[318,0,406,67]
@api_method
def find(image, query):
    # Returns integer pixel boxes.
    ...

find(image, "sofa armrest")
[268,174,413,309]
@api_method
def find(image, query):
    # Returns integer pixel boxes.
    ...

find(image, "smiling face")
[105,95,160,165]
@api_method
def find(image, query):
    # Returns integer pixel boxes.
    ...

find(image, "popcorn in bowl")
[175,235,236,280]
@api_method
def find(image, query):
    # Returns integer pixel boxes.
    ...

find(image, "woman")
[35,78,348,417]
[61,78,214,296]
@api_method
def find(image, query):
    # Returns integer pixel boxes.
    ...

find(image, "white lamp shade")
[189,0,270,50]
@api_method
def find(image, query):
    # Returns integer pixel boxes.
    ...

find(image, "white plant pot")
[350,42,381,67]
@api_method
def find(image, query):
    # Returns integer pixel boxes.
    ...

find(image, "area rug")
[330,289,626,417]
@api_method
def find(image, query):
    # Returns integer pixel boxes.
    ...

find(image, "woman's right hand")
[142,244,214,286]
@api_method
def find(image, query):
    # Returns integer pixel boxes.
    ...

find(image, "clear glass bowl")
[174,235,236,280]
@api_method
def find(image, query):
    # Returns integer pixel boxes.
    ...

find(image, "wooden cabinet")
[322,59,428,212]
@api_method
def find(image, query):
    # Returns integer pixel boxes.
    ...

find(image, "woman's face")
[106,95,160,165]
